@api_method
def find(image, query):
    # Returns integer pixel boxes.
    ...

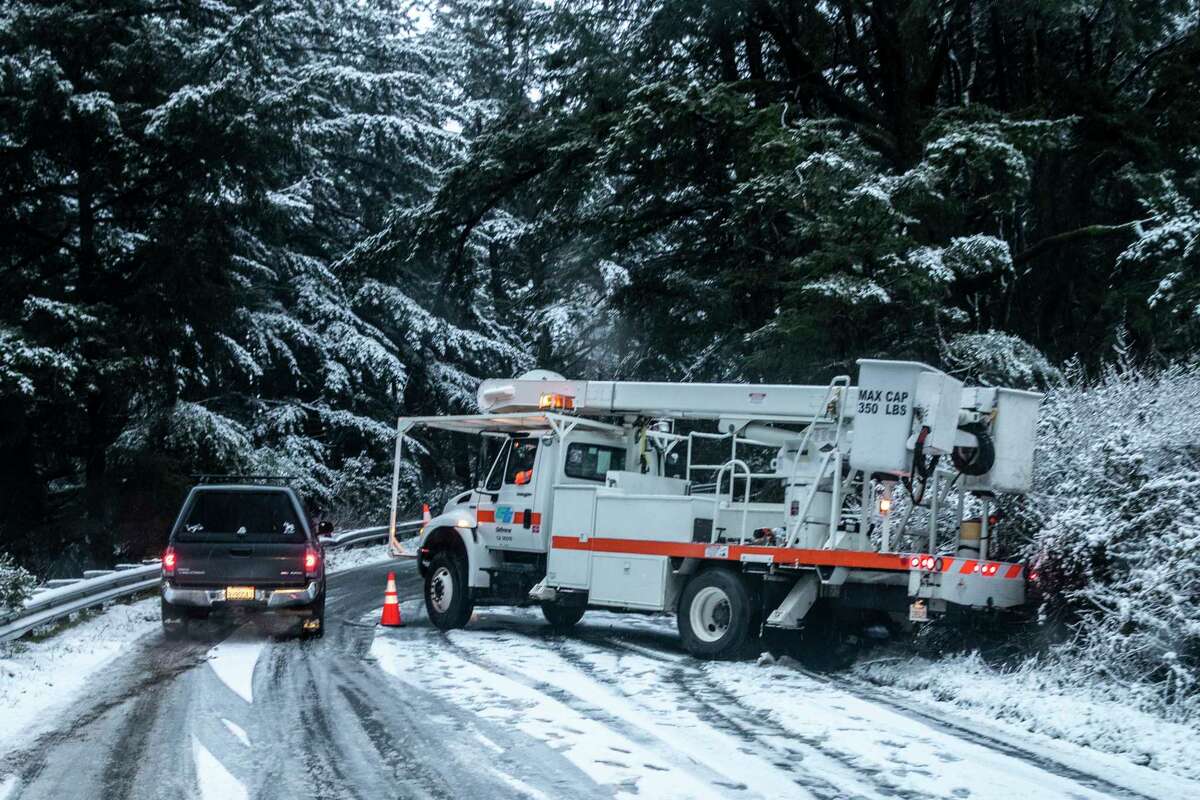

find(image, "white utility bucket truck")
[388,360,1040,659]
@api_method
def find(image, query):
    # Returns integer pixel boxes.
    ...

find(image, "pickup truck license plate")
[226,586,255,601]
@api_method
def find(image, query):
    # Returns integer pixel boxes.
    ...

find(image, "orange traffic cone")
[422,503,432,524]
[380,571,403,627]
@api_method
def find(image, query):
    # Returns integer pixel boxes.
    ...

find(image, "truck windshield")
[179,491,303,542]
[483,439,509,492]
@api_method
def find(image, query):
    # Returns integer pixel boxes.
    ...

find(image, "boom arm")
[476,360,1039,490]
[479,376,841,422]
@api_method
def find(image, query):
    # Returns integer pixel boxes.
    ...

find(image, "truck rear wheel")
[300,595,325,640]
[678,568,753,659]
[161,597,188,640]
[541,602,585,631]
[425,551,474,630]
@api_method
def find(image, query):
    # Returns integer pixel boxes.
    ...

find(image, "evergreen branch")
[1012,219,1150,266]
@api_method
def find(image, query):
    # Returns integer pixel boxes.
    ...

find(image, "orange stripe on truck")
[550,537,1026,578]
[551,536,911,571]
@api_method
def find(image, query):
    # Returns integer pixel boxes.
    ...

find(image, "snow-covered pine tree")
[1,0,527,566]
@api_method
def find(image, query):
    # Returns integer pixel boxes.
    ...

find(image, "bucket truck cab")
[390,360,1041,658]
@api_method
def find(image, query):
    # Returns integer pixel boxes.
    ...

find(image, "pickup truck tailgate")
[172,541,308,587]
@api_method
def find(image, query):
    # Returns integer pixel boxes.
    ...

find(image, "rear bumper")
[907,558,1025,609]
[162,580,321,609]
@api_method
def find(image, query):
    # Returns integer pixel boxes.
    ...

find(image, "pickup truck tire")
[300,595,326,639]
[541,602,585,631]
[678,568,752,659]
[161,597,188,640]
[425,551,474,630]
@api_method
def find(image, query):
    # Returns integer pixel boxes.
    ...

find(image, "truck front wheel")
[425,551,474,630]
[678,568,753,659]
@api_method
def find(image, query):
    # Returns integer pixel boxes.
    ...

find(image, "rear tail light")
[304,547,320,578]
[908,554,938,571]
[162,546,176,576]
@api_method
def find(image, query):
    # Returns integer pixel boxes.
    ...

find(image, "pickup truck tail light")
[304,547,320,578]
[162,546,176,576]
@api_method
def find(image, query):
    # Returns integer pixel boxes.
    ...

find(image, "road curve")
[0,561,604,800]
[0,559,1188,800]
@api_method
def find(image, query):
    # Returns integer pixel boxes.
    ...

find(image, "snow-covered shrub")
[0,551,36,613]
[1012,362,1200,720]
[943,330,1063,390]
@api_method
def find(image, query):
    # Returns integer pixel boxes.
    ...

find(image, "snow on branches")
[1015,363,1200,719]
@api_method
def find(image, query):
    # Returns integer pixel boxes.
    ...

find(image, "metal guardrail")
[0,563,162,642]
[329,520,421,548]
[0,519,424,642]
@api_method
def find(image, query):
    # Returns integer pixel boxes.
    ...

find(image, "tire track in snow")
[799,669,1161,800]
[450,610,1136,800]
[455,614,900,798]
[547,635,917,800]
[438,626,824,799]
[568,621,1155,800]
[0,632,214,799]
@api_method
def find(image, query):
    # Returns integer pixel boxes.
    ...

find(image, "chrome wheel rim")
[430,566,454,613]
[689,586,731,643]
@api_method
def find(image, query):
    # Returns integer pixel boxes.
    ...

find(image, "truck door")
[478,436,544,552]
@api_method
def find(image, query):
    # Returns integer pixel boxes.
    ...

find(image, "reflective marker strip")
[945,557,1022,579]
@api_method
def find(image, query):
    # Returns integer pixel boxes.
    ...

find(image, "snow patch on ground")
[0,597,159,754]
[0,540,400,765]
[372,633,726,799]
[191,735,248,800]
[0,774,18,800]
[206,630,266,703]
[489,767,552,800]
[324,541,409,574]
[221,717,251,748]
[849,651,1200,783]
[374,607,1200,800]
[0,539,400,758]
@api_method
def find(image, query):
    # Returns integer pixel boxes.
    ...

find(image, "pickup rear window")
[178,491,304,542]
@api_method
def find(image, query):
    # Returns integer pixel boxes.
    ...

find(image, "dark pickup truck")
[161,484,329,638]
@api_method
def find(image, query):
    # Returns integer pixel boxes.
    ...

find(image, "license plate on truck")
[225,586,255,601]
[909,600,928,622]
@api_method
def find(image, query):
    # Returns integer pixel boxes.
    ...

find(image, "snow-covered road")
[0,560,1194,799]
